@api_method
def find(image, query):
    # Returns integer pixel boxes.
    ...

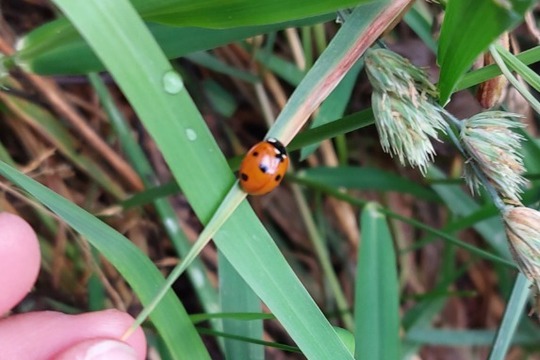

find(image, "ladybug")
[239,138,289,195]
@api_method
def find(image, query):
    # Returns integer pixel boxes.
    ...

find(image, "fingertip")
[0,310,147,359]
[0,212,41,315]
[92,310,147,357]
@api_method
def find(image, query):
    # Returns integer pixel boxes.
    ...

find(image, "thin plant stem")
[489,45,540,115]
[291,179,355,330]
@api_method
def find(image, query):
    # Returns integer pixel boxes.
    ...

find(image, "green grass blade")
[401,272,462,357]
[89,73,221,332]
[196,327,300,353]
[136,0,373,27]
[427,167,511,260]
[489,44,540,114]
[268,1,404,145]
[186,52,259,84]
[253,48,306,85]
[355,203,400,359]
[406,326,540,347]
[289,109,374,151]
[190,312,274,324]
[15,16,334,75]
[50,0,354,358]
[493,43,540,92]
[121,182,179,209]
[292,174,514,268]
[0,161,210,359]
[489,274,531,360]
[456,45,540,91]
[407,328,496,346]
[300,59,364,159]
[294,186,354,329]
[437,0,534,104]
[403,4,436,53]
[299,166,440,202]
[202,79,238,117]
[0,140,14,165]
[219,253,263,360]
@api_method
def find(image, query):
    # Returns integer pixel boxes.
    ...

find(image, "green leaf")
[196,327,300,353]
[489,274,531,360]
[407,329,496,346]
[403,3,436,53]
[219,253,263,360]
[289,109,374,151]
[134,0,373,28]
[15,16,333,75]
[190,312,274,324]
[355,203,400,360]
[456,45,540,91]
[292,172,514,268]
[406,327,537,346]
[334,327,355,354]
[437,0,534,104]
[202,79,238,117]
[89,73,221,332]
[253,48,306,85]
[299,166,440,202]
[186,52,260,84]
[401,273,461,357]
[493,44,540,93]
[300,59,364,159]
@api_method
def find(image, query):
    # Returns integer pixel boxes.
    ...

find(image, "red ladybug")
[239,138,289,195]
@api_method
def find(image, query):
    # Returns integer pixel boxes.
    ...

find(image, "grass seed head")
[461,111,526,201]
[365,48,445,175]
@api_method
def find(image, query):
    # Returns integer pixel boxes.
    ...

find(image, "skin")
[0,212,147,360]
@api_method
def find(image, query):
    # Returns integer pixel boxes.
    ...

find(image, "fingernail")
[82,340,138,360]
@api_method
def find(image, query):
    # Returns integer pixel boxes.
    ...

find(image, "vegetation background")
[0,0,539,359]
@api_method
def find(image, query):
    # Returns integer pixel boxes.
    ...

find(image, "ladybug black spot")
[275,174,282,181]
[240,173,249,181]
[271,141,287,157]
[259,164,268,173]
[252,151,259,157]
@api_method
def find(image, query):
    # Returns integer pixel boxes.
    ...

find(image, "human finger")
[0,212,41,315]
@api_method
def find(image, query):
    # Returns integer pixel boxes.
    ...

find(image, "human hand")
[0,212,147,359]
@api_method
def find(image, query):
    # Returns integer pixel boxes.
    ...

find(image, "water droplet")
[162,70,184,94]
[185,128,197,141]
[191,269,205,288]
[164,218,179,234]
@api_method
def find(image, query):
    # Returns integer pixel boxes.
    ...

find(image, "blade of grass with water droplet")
[42,0,358,358]
[89,73,222,334]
